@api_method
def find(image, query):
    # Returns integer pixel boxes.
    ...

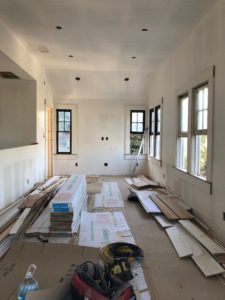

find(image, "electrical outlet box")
[75,163,78,166]
[104,163,108,166]
[223,212,225,220]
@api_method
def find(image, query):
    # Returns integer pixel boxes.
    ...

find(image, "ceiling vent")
[0,72,20,79]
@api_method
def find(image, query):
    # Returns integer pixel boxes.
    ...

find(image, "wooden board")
[0,221,16,243]
[153,215,173,228]
[179,220,225,255]
[166,225,193,258]
[125,178,133,185]
[156,194,194,219]
[9,208,31,235]
[135,190,161,213]
[192,252,225,277]
[150,195,179,220]
[173,224,225,277]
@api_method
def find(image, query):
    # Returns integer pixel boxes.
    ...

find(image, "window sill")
[148,155,162,167]
[173,166,212,194]
[54,154,78,160]
[124,154,147,160]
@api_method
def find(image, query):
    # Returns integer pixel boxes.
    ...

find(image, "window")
[149,109,154,156]
[149,105,161,159]
[177,95,189,171]
[193,84,208,179]
[176,82,212,181]
[56,109,72,154]
[130,110,145,155]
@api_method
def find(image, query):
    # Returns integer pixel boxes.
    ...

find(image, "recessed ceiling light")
[38,45,49,53]
[131,56,136,59]
[68,55,74,58]
[124,77,129,81]
[56,26,62,30]
[75,77,80,81]
[141,28,148,32]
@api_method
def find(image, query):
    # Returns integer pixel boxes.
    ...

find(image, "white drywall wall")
[0,79,36,149]
[147,0,225,244]
[53,102,148,176]
[0,20,53,210]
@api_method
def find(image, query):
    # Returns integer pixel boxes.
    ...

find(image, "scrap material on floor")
[1,174,225,299]
[94,181,124,208]
[125,176,225,279]
[78,211,132,247]
[0,176,66,256]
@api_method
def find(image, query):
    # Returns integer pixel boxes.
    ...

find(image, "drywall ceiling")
[0,0,215,102]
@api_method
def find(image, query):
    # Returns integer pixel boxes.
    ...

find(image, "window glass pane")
[138,112,143,122]
[58,111,64,121]
[65,112,71,121]
[194,135,207,179]
[132,112,138,122]
[177,137,188,171]
[195,85,208,131]
[180,96,188,132]
[155,135,160,159]
[58,121,64,131]
[149,135,154,156]
[130,134,143,155]
[58,132,71,153]
[197,111,203,130]
[65,122,71,131]
[137,123,143,132]
[132,123,138,132]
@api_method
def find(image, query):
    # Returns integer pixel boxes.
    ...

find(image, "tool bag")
[70,261,136,300]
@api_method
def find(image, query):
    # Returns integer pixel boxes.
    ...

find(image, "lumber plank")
[134,190,161,213]
[153,215,173,228]
[9,208,31,235]
[150,195,179,220]
[0,221,16,243]
[179,220,225,255]
[173,224,225,276]
[166,225,193,258]
[156,194,194,219]
[192,252,225,277]
[125,178,133,185]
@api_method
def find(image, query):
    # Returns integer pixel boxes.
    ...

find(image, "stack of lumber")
[49,174,87,233]
[0,177,66,257]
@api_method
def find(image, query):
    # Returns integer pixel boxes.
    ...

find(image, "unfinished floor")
[1,176,225,300]
[105,176,225,300]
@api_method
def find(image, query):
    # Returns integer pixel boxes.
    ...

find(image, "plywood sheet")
[157,194,194,219]
[179,220,225,255]
[135,190,161,213]
[150,195,178,220]
[166,225,193,258]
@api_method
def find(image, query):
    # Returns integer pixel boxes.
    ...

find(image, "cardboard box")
[0,241,99,300]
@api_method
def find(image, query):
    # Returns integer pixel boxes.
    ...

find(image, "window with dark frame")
[193,83,208,179]
[176,83,209,180]
[56,109,72,154]
[149,108,155,156]
[177,94,189,171]
[149,105,161,159]
[130,110,145,155]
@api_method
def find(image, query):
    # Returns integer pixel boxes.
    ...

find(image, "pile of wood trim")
[0,177,67,257]
[125,175,225,277]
